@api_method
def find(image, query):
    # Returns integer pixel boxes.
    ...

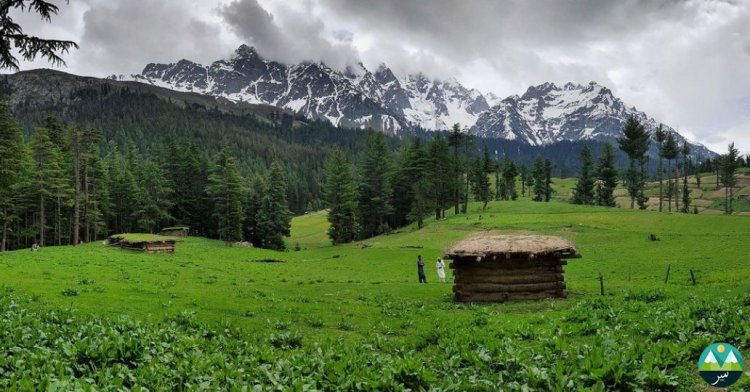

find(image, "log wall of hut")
[450,255,567,302]
[120,240,176,253]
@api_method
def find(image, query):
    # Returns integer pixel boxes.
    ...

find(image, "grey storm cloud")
[74,0,235,76]
[220,0,360,70]
[11,0,750,153]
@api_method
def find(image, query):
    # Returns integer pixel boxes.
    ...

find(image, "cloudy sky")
[12,0,750,154]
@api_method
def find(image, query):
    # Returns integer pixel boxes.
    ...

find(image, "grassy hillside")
[1,200,749,389]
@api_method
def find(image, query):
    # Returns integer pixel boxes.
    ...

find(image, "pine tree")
[680,142,691,213]
[595,143,618,207]
[720,143,739,214]
[244,176,264,246]
[571,145,595,205]
[324,148,358,244]
[654,125,666,212]
[388,142,417,229]
[407,139,432,229]
[519,165,529,197]
[29,126,67,246]
[357,131,392,238]
[447,124,463,215]
[617,116,650,209]
[427,134,452,219]
[205,148,245,245]
[462,134,476,213]
[256,162,292,250]
[544,159,553,202]
[69,126,100,244]
[472,158,491,210]
[661,132,679,212]
[500,160,519,200]
[0,97,27,251]
[532,156,546,202]
[132,160,173,233]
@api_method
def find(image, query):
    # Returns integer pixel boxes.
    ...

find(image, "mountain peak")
[234,44,262,60]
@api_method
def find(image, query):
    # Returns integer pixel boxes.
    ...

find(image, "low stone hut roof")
[445,234,579,259]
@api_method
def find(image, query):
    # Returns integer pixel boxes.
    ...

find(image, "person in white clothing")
[436,258,446,283]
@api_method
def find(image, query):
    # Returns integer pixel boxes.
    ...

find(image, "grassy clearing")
[1,199,750,389]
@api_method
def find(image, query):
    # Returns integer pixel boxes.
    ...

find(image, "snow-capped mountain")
[112,44,713,157]
[111,45,490,133]
[471,81,714,158]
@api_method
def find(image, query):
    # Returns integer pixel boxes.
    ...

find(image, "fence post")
[598,272,604,296]
[690,269,696,285]
[664,264,671,284]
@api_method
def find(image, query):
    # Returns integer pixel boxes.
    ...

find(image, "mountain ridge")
[110,44,715,159]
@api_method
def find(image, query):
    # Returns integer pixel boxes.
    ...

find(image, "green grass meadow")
[1,198,750,389]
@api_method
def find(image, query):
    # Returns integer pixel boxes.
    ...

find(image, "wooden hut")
[160,226,189,237]
[444,234,580,302]
[108,234,176,253]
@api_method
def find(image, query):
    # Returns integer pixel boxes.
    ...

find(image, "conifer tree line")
[323,127,556,244]
[0,100,292,251]
[571,115,744,214]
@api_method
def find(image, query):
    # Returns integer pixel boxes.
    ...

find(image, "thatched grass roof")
[445,233,579,259]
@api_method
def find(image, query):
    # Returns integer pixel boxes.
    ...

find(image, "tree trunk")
[667,160,672,212]
[463,173,469,213]
[725,186,729,214]
[83,163,90,243]
[454,148,460,215]
[1,207,7,252]
[73,144,81,246]
[56,197,62,246]
[39,194,45,247]
[674,168,680,212]
[658,157,663,212]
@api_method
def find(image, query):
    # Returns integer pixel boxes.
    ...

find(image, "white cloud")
[11,0,750,153]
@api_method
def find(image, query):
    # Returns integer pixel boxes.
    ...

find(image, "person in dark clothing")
[417,255,427,283]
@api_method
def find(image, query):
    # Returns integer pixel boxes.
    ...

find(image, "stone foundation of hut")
[445,234,579,302]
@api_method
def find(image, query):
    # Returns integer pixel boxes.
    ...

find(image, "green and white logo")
[698,342,744,387]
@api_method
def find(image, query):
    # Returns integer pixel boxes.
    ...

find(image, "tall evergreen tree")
[500,160,519,200]
[661,132,679,212]
[447,124,463,215]
[205,147,245,245]
[244,176,264,246]
[462,134,476,213]
[571,145,595,205]
[617,116,650,209]
[680,142,691,213]
[0,97,27,251]
[720,143,740,215]
[427,134,452,219]
[531,156,546,202]
[519,165,529,197]
[654,125,666,212]
[29,126,67,246]
[256,162,292,250]
[472,157,491,210]
[324,149,358,244]
[544,159,553,202]
[132,160,173,233]
[408,143,432,229]
[388,142,417,229]
[595,143,618,207]
[357,131,392,239]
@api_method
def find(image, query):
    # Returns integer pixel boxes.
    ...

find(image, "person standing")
[417,255,427,283]
[436,257,446,283]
